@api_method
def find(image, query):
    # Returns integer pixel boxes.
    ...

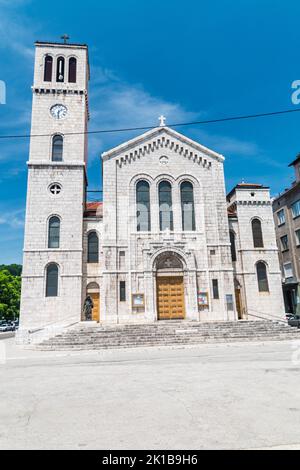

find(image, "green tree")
[0,269,21,320]
[0,264,22,276]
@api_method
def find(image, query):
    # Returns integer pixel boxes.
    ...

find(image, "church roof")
[35,41,88,48]
[101,126,224,162]
[288,153,300,167]
[227,206,237,218]
[84,202,103,218]
[226,183,269,200]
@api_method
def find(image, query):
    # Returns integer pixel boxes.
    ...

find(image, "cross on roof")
[61,34,70,44]
[159,115,166,127]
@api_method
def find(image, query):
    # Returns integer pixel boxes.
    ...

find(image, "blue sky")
[1,0,300,264]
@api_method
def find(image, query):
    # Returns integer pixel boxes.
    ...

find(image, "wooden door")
[157,276,185,320]
[235,289,242,319]
[90,293,100,322]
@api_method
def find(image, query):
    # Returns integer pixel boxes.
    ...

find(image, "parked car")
[287,315,300,328]
[0,323,10,332]
[0,322,16,332]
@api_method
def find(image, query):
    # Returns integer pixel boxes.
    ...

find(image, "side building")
[272,156,300,314]
[228,183,284,321]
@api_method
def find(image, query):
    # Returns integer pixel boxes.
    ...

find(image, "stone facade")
[19,41,89,342]
[272,157,300,314]
[228,184,285,320]
[100,127,236,324]
[18,41,285,343]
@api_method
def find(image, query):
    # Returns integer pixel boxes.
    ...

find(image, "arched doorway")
[234,279,243,320]
[155,252,185,320]
[86,282,100,322]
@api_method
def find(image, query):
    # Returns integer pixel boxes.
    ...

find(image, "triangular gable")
[101,126,224,164]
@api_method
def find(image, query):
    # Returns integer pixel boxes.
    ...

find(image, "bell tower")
[19,39,90,342]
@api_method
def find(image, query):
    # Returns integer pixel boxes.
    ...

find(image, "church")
[18,40,284,343]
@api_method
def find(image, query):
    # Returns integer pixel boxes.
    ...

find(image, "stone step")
[54,326,293,337]
[43,326,296,334]
[46,326,296,340]
[38,334,300,351]
[36,320,300,351]
[58,325,292,336]
[73,320,285,331]
[45,327,298,340]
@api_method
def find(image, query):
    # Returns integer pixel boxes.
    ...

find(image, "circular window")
[49,183,62,195]
[159,155,169,165]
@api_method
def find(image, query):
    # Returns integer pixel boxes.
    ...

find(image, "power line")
[1,107,300,140]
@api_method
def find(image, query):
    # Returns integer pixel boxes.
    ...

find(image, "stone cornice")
[32,87,90,120]
[102,126,224,164]
[108,135,215,169]
[27,161,85,168]
[236,200,271,206]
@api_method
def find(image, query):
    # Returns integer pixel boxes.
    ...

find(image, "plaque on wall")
[198,292,209,307]
[132,293,145,309]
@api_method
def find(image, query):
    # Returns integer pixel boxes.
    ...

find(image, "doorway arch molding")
[149,247,195,272]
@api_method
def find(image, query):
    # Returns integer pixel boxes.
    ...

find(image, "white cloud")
[87,65,264,166]
[0,0,35,59]
[87,65,198,160]
[90,69,197,130]
[0,208,25,228]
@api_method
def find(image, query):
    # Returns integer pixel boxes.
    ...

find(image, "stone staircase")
[36,320,300,351]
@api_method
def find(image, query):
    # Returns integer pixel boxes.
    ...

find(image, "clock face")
[50,104,67,120]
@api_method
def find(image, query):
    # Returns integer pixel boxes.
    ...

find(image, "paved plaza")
[1,337,300,450]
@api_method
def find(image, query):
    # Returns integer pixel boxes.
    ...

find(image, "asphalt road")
[1,338,300,450]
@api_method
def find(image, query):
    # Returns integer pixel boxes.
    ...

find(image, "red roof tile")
[86,202,102,210]
[84,201,103,218]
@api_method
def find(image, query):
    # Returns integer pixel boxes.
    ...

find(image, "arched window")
[252,218,264,247]
[68,57,77,83]
[44,55,53,82]
[52,135,63,161]
[88,232,99,263]
[56,56,65,82]
[46,263,58,297]
[180,181,195,231]
[48,216,60,248]
[230,230,237,262]
[159,181,173,231]
[136,180,151,231]
[256,262,269,292]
